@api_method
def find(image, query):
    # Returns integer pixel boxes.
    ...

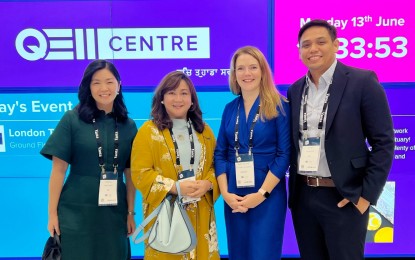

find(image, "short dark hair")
[151,71,204,133]
[298,19,337,43]
[75,60,129,123]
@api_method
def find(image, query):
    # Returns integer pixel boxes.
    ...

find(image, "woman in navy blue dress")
[214,46,290,260]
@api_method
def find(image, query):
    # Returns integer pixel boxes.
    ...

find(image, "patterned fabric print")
[150,126,164,142]
[206,220,219,254]
[142,202,148,215]
[189,250,196,260]
[161,152,172,162]
[196,140,206,179]
[152,175,175,193]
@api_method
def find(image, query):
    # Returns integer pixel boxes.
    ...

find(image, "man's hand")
[337,197,370,214]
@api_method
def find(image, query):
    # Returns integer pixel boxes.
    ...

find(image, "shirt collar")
[306,59,337,88]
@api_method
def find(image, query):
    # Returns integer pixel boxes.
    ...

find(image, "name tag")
[299,137,321,172]
[235,153,255,188]
[98,171,118,206]
[178,169,200,204]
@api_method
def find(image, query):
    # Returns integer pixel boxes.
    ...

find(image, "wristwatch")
[258,188,270,199]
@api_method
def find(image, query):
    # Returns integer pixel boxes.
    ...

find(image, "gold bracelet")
[127,211,136,216]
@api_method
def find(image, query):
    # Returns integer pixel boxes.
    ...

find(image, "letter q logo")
[15,28,48,61]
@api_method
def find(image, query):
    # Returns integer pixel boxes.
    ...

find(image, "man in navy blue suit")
[287,19,395,260]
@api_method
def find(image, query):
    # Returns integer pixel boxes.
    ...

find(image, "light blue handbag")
[132,182,197,254]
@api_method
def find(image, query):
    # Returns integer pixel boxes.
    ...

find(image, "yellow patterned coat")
[131,120,220,260]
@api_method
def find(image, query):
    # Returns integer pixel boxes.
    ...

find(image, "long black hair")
[75,60,129,123]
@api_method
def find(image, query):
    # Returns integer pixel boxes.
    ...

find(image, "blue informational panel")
[0,92,235,258]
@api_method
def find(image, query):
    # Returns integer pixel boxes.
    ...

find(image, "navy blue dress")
[214,96,290,260]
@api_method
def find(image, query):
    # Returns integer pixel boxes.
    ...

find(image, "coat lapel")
[291,77,306,151]
[161,128,180,177]
[195,130,207,176]
[325,62,348,135]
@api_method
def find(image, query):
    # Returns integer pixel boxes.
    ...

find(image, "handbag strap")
[54,233,61,247]
[132,197,165,244]
[132,182,183,244]
[175,181,184,205]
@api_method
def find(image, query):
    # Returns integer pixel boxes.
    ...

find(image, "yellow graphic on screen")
[365,181,395,243]
[374,227,394,243]
[368,212,382,231]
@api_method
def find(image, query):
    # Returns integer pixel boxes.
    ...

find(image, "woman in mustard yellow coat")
[131,71,220,260]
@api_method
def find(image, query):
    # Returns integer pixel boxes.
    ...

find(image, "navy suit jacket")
[287,61,395,208]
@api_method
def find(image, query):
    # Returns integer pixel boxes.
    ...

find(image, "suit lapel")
[325,62,348,135]
[291,77,306,151]
[161,128,180,175]
[195,130,207,176]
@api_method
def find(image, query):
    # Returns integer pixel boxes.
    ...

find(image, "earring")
[161,101,164,104]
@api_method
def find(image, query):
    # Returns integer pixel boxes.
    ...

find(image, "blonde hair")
[229,46,286,120]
